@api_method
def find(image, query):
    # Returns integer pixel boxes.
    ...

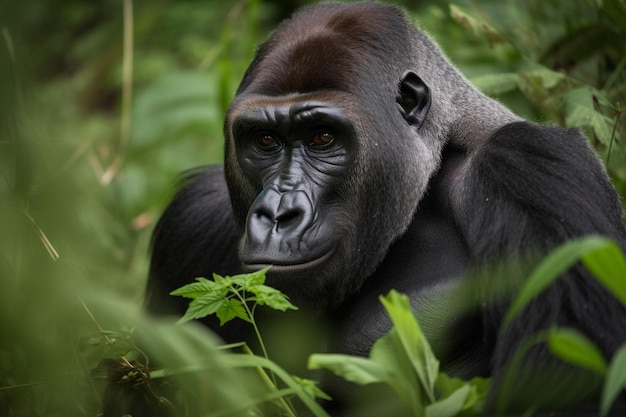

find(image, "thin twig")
[79,297,134,368]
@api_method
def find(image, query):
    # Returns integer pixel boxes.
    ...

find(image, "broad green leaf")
[601,343,626,417]
[435,373,489,413]
[177,292,228,324]
[503,236,611,328]
[425,384,470,417]
[308,354,390,385]
[216,299,251,325]
[380,290,439,401]
[547,328,608,375]
[369,330,423,412]
[582,240,626,309]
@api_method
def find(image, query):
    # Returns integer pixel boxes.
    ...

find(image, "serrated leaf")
[216,299,250,326]
[170,277,221,299]
[177,292,228,324]
[547,328,608,376]
[230,266,270,288]
[212,273,230,286]
[582,240,626,309]
[250,285,297,311]
[601,343,626,417]
[503,235,612,328]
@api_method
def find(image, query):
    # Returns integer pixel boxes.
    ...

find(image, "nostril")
[254,209,275,227]
[275,210,302,230]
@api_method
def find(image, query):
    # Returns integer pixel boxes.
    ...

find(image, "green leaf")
[250,285,298,311]
[601,343,626,417]
[520,68,568,91]
[308,353,391,385]
[547,328,608,376]
[582,240,626,309]
[380,290,439,401]
[369,330,423,411]
[425,384,470,417]
[170,277,221,299]
[177,292,228,324]
[503,235,612,328]
[565,102,614,145]
[435,373,489,414]
[292,376,332,401]
[310,337,423,414]
[230,266,270,288]
[221,353,331,417]
[449,5,507,46]
[216,299,251,325]
[212,273,230,287]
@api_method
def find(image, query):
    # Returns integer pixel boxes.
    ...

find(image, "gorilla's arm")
[450,121,626,410]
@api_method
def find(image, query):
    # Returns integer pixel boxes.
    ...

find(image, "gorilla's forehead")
[247,35,358,96]
[226,91,362,125]
[238,3,410,97]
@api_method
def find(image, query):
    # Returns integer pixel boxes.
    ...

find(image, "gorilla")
[139,2,626,416]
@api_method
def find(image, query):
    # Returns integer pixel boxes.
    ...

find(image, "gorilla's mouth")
[242,250,334,275]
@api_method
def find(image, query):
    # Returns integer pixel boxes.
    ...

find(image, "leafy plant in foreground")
[309,290,488,417]
[171,266,296,360]
[171,267,330,417]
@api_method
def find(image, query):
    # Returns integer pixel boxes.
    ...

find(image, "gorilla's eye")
[256,133,280,151]
[308,131,335,148]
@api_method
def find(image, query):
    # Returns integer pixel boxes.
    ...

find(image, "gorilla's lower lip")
[242,250,334,274]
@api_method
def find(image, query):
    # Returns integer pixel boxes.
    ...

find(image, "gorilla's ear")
[397,71,431,129]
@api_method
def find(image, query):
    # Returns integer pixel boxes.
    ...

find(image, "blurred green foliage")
[0,0,624,415]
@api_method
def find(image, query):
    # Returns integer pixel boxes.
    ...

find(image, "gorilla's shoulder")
[455,120,625,256]
[473,121,612,199]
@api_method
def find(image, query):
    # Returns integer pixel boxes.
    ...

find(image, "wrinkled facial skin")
[226,96,359,307]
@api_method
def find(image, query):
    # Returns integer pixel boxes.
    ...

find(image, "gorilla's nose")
[246,188,314,252]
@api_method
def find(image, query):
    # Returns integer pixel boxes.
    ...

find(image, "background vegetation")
[0,0,624,415]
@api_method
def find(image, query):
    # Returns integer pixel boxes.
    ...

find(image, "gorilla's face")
[225,95,363,309]
[222,4,434,310]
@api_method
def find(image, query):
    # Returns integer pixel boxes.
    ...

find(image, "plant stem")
[232,289,298,417]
